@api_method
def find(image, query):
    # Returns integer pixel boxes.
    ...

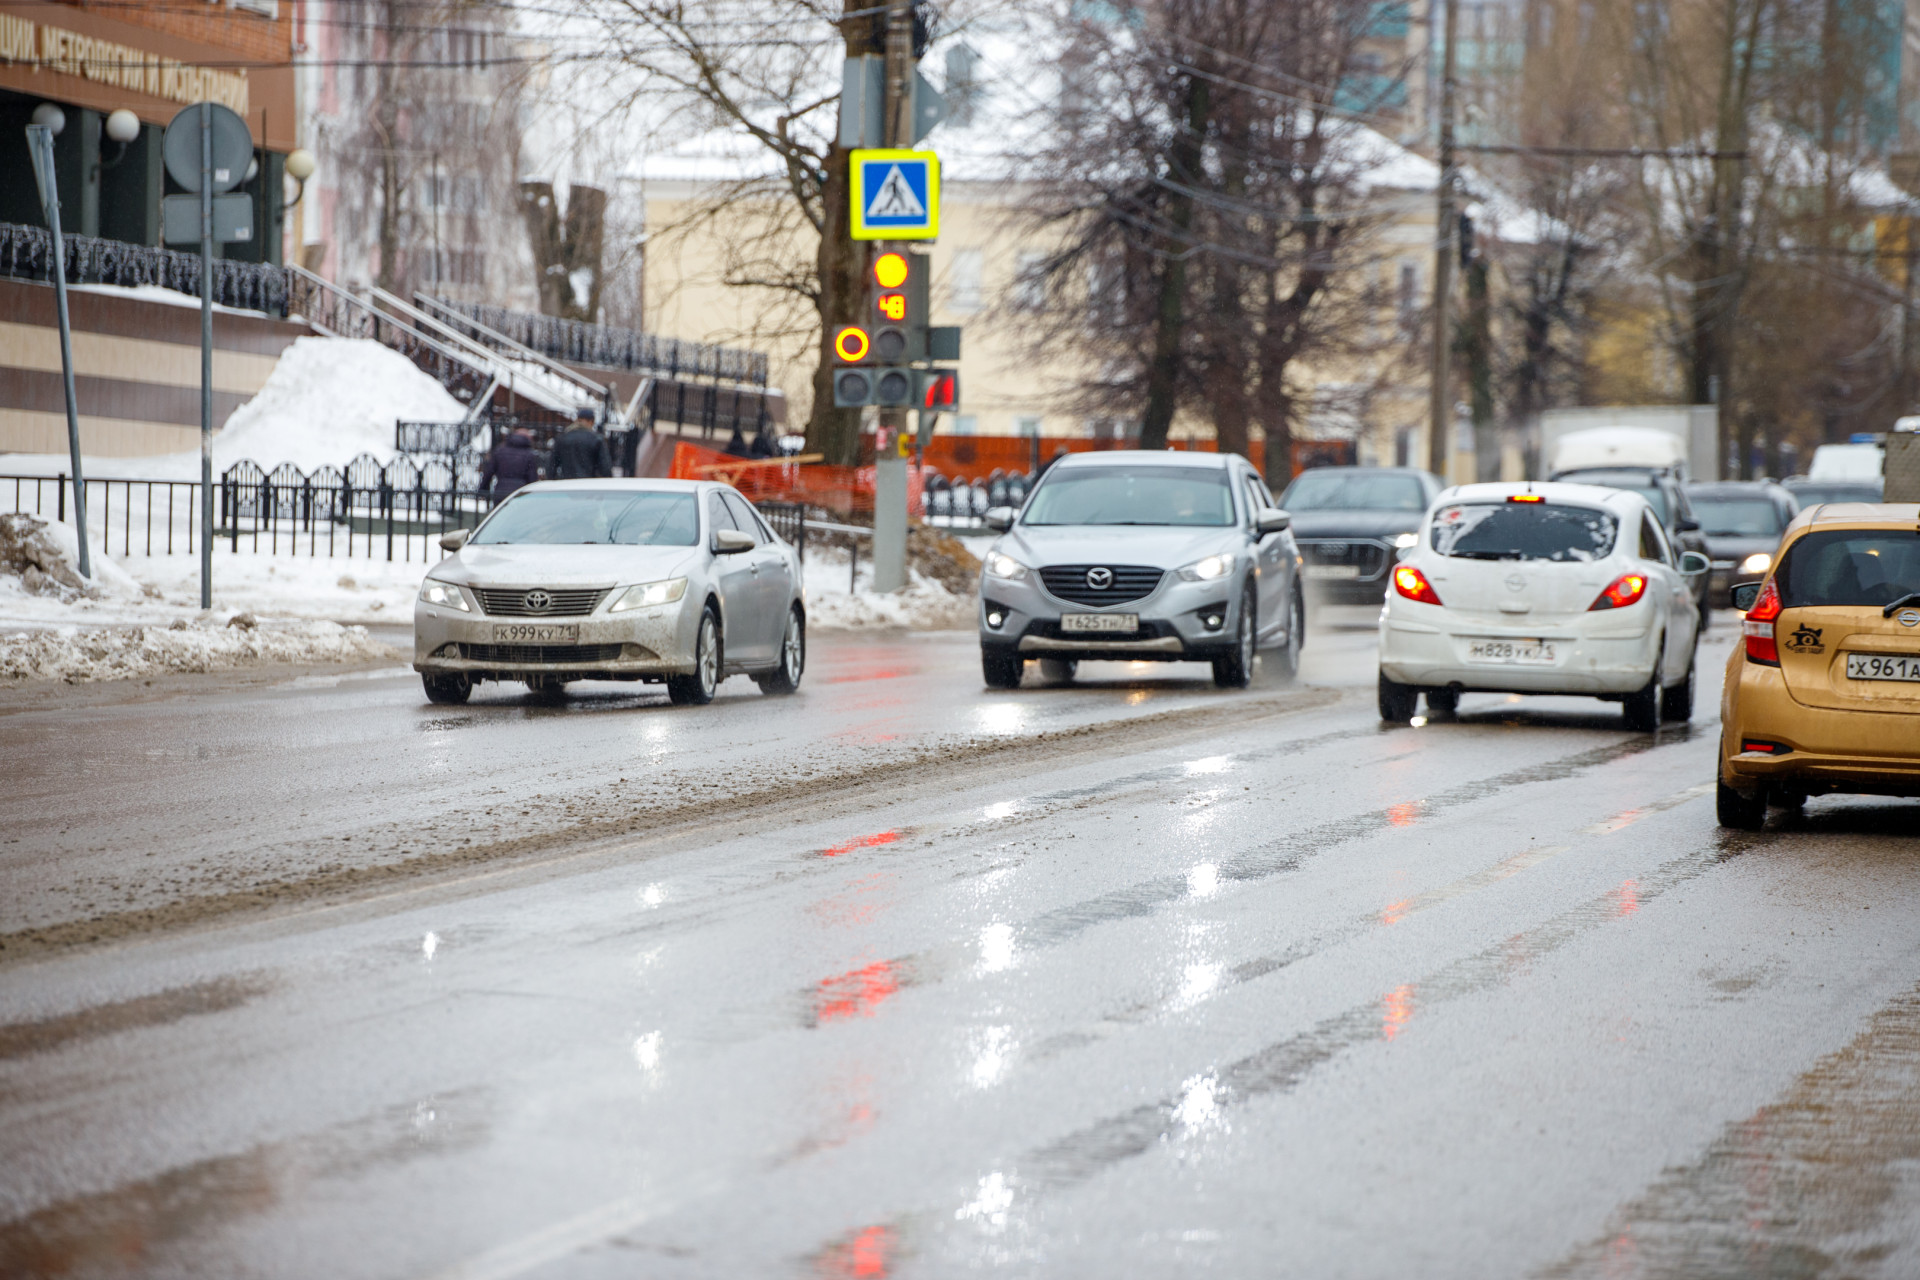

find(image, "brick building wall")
[40,0,291,61]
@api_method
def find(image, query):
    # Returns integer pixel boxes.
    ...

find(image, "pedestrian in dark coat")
[480,430,543,503]
[550,414,614,480]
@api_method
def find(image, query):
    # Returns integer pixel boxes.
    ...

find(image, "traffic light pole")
[870,0,914,595]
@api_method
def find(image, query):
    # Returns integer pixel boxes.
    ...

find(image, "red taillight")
[1743,577,1782,665]
[1393,564,1443,606]
[1589,573,1649,611]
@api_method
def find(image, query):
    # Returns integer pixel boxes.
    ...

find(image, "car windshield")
[1691,496,1785,536]
[1023,466,1234,527]
[1776,531,1920,608]
[1430,502,1618,562]
[1280,470,1426,512]
[471,490,699,545]
[1787,483,1883,505]
[1556,471,1670,523]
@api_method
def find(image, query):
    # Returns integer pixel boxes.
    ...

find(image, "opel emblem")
[1086,566,1114,590]
[1505,573,1527,592]
[523,589,553,612]
[1901,609,1920,628]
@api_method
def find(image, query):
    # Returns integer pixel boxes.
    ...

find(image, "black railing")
[431,298,770,387]
[0,222,290,316]
[4,465,811,565]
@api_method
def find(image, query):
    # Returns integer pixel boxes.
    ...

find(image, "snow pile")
[1,616,393,684]
[209,336,468,472]
[0,513,150,608]
[0,336,469,480]
[804,550,973,630]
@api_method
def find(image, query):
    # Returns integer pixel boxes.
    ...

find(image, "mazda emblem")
[1086,566,1115,590]
[1901,609,1920,628]
[523,590,553,612]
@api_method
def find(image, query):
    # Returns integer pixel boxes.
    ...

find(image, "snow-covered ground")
[801,547,971,631]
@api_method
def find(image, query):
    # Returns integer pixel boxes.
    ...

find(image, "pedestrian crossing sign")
[850,149,940,240]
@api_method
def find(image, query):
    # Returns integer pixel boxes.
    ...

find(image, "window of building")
[950,247,983,313]
[1013,250,1048,311]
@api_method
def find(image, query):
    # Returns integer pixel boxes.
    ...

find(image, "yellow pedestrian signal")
[874,252,909,288]
[833,326,870,362]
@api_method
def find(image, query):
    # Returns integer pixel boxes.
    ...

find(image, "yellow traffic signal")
[873,252,909,289]
[833,325,871,362]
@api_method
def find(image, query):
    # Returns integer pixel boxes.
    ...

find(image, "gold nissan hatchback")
[1718,502,1920,828]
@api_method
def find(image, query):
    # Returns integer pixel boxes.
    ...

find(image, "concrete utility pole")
[1426,0,1459,480]
[871,0,913,595]
[25,123,90,580]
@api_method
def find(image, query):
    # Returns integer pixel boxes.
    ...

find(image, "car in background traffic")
[1378,482,1708,729]
[1547,463,1711,625]
[1685,481,1799,607]
[1276,466,1445,604]
[1717,501,1920,828]
[977,451,1302,689]
[1783,477,1884,508]
[414,480,805,706]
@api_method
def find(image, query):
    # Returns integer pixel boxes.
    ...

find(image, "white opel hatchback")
[1378,481,1709,729]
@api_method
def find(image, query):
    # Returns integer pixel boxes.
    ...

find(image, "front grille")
[1299,540,1389,578]
[1037,564,1165,606]
[474,587,611,617]
[459,642,625,664]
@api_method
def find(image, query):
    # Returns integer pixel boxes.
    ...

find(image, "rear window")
[1279,470,1426,512]
[1430,502,1618,562]
[1776,531,1920,608]
[1691,496,1786,537]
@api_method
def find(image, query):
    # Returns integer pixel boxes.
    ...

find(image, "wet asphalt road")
[3,612,1920,1278]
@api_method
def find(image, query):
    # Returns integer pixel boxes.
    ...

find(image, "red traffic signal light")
[918,370,960,410]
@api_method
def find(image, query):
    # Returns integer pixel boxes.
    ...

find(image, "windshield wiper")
[1883,591,1920,617]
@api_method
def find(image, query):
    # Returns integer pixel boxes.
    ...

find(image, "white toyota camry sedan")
[1377,481,1708,729]
[413,479,805,706]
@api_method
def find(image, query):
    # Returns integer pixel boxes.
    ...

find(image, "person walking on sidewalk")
[480,429,544,503]
[551,409,614,480]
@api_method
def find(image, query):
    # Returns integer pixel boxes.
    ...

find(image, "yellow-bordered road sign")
[850,150,939,240]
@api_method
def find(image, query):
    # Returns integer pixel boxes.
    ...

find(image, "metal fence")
[0,222,291,315]
[4,470,812,566]
[433,299,769,387]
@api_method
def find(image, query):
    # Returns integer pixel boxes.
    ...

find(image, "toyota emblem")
[1086,566,1115,590]
[523,589,553,612]
[1901,609,1920,628]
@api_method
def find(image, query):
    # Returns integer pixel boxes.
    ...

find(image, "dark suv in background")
[1684,480,1799,607]
[1276,466,1445,603]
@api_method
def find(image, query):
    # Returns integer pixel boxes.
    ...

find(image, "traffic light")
[833,363,916,408]
[916,369,960,411]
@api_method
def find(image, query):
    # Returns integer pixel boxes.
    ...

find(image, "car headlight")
[983,551,1028,581]
[1393,532,1419,549]
[1177,553,1234,582]
[609,577,688,612]
[1739,552,1772,574]
[418,579,470,612]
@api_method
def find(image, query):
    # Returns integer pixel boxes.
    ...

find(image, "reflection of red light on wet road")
[816,1224,894,1278]
[823,830,899,857]
[1380,898,1411,926]
[1613,880,1640,918]
[1387,802,1419,827]
[815,961,900,1022]
[1382,984,1415,1040]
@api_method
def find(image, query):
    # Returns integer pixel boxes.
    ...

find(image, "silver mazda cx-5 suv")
[976,451,1303,689]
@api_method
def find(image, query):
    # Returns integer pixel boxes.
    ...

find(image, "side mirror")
[1677,517,1702,533]
[438,528,470,553]
[1256,508,1291,535]
[1730,581,1761,612]
[983,506,1016,532]
[1679,550,1711,576]
[714,529,755,554]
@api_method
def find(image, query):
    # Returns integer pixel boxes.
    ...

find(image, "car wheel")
[1038,658,1077,684]
[1661,654,1695,722]
[1623,648,1662,732]
[1716,776,1767,830]
[1378,671,1418,723]
[668,607,721,706]
[982,650,1024,689]
[1212,588,1255,688]
[1270,585,1304,682]
[755,607,805,695]
[422,673,470,705]
[1425,687,1458,714]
